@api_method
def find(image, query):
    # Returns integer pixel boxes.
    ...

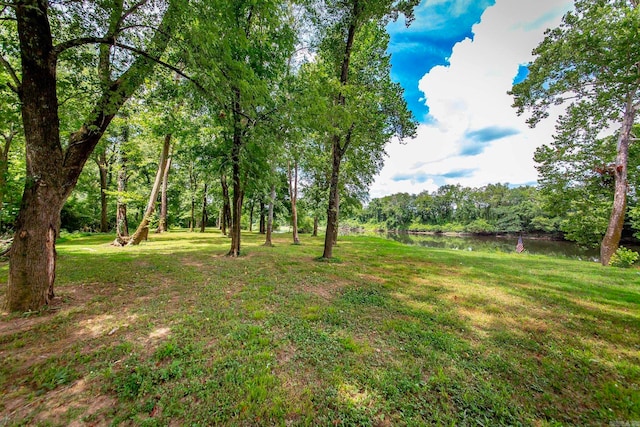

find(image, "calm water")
[380,232,640,262]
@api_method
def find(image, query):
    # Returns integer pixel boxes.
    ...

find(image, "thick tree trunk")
[200,183,207,232]
[157,153,172,233]
[126,134,171,246]
[7,0,64,311]
[288,160,300,244]
[221,174,231,236]
[600,98,635,266]
[264,185,276,247]
[98,151,109,232]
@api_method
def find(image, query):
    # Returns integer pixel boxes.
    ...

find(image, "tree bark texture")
[6,0,177,311]
[264,185,276,247]
[600,97,636,266]
[126,134,171,246]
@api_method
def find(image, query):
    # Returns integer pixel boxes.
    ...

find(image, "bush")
[608,247,639,268]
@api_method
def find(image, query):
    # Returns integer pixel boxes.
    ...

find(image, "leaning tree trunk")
[156,152,172,233]
[600,97,635,266]
[264,184,276,247]
[125,134,171,246]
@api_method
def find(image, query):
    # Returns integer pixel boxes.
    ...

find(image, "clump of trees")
[0,0,417,311]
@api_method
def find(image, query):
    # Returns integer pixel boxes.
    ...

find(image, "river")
[379,232,640,262]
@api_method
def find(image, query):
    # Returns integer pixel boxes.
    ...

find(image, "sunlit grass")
[0,230,638,425]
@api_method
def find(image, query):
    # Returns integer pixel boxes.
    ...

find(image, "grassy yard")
[0,230,639,426]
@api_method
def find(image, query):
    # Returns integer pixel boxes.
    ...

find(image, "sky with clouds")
[369,0,574,198]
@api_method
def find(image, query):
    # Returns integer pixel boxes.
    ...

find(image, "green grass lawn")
[0,230,639,426]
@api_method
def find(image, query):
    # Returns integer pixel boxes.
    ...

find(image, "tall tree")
[2,0,186,311]
[511,0,640,265]
[314,3,418,258]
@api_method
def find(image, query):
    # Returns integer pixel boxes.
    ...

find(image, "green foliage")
[608,247,639,268]
[465,219,496,234]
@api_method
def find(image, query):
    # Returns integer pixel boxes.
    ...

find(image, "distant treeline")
[354,183,638,245]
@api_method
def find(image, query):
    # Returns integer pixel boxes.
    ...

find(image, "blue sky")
[370,0,574,198]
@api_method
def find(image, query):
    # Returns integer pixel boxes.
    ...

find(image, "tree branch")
[112,42,204,91]
[0,54,20,94]
[52,36,115,56]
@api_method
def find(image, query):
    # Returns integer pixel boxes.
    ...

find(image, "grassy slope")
[0,230,638,426]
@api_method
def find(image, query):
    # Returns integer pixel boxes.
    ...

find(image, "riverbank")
[1,231,638,425]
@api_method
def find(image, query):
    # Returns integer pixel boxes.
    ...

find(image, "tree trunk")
[156,152,172,233]
[228,87,244,256]
[264,184,276,247]
[288,160,300,244]
[259,201,266,234]
[200,183,207,232]
[228,133,244,256]
[600,98,635,266]
[221,173,231,236]
[126,134,171,246]
[116,139,129,238]
[98,151,109,232]
[249,201,254,232]
[312,216,319,237]
[323,136,343,258]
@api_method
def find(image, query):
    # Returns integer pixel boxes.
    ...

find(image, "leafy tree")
[313,1,418,258]
[2,0,188,311]
[511,0,640,265]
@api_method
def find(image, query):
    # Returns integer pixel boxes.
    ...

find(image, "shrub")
[608,247,639,268]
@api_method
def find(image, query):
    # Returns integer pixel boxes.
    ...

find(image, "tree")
[2,0,186,311]
[511,0,640,265]
[314,2,418,258]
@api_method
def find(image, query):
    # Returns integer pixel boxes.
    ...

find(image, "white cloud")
[370,0,573,199]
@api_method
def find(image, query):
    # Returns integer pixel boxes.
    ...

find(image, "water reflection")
[383,232,603,261]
